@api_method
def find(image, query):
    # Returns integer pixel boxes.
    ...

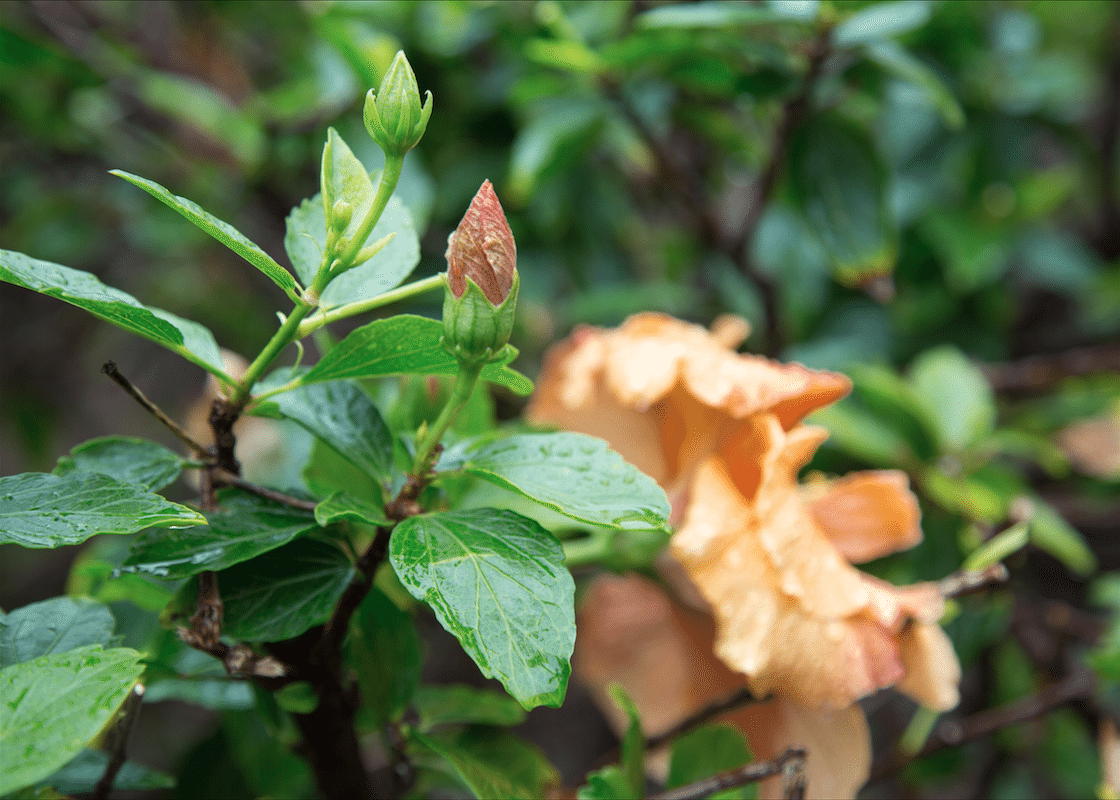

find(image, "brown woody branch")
[646,687,765,751]
[870,667,1097,781]
[937,563,1010,600]
[649,747,808,800]
[92,683,145,800]
[979,342,1120,393]
[101,360,212,457]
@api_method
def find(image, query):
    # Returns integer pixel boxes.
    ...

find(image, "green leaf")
[414,684,528,732]
[637,1,803,29]
[348,587,420,726]
[962,521,1029,572]
[34,749,175,795]
[270,380,394,485]
[863,41,964,129]
[788,115,897,286]
[314,491,390,528]
[0,644,144,796]
[1029,500,1097,577]
[668,724,756,799]
[120,489,318,579]
[908,345,996,452]
[411,727,559,800]
[444,433,671,531]
[299,314,533,396]
[110,170,300,299]
[284,160,420,310]
[0,472,205,549]
[302,439,384,506]
[142,678,254,709]
[0,250,230,381]
[53,436,186,492]
[848,364,939,462]
[833,0,931,46]
[0,597,117,668]
[389,509,575,709]
[811,399,913,467]
[611,685,645,800]
[211,538,356,642]
[577,767,634,800]
[274,682,319,714]
[508,99,603,204]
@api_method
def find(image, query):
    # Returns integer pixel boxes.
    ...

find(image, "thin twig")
[649,747,807,800]
[101,360,212,457]
[211,467,318,511]
[870,667,1097,780]
[979,343,1120,392]
[937,563,1010,600]
[646,688,764,751]
[92,683,145,800]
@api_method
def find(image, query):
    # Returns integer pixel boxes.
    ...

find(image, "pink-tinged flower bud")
[442,180,519,365]
[446,180,516,305]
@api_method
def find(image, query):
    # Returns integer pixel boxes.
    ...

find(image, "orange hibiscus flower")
[527,313,961,798]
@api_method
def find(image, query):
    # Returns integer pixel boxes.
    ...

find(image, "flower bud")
[364,51,432,157]
[442,180,519,365]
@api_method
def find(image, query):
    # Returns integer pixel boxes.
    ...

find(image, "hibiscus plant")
[0,52,675,799]
[1,4,1117,799]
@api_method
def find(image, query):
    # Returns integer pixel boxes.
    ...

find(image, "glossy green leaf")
[788,115,897,286]
[863,41,964,128]
[414,684,528,732]
[668,724,756,799]
[0,597,117,668]
[270,380,394,484]
[314,491,390,528]
[302,439,384,507]
[833,0,931,46]
[35,749,175,795]
[348,587,420,726]
[909,345,996,452]
[299,314,533,396]
[53,436,186,492]
[284,138,419,310]
[1029,500,1097,577]
[390,509,575,709]
[0,644,144,796]
[211,538,356,642]
[110,170,300,299]
[411,727,559,800]
[443,433,671,531]
[0,472,205,549]
[0,250,229,381]
[120,489,318,579]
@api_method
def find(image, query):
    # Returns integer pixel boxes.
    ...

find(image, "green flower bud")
[364,51,432,157]
[442,180,518,365]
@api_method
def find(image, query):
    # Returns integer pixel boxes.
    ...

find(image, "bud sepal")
[441,269,519,367]
[364,51,432,157]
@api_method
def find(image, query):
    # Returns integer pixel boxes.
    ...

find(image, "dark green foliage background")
[1,1,1118,798]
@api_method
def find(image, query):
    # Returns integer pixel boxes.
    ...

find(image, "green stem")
[412,361,483,477]
[562,534,615,569]
[230,301,314,407]
[229,153,408,408]
[297,274,444,338]
[337,154,404,267]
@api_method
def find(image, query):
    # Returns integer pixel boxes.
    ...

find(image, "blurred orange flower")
[528,313,961,798]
